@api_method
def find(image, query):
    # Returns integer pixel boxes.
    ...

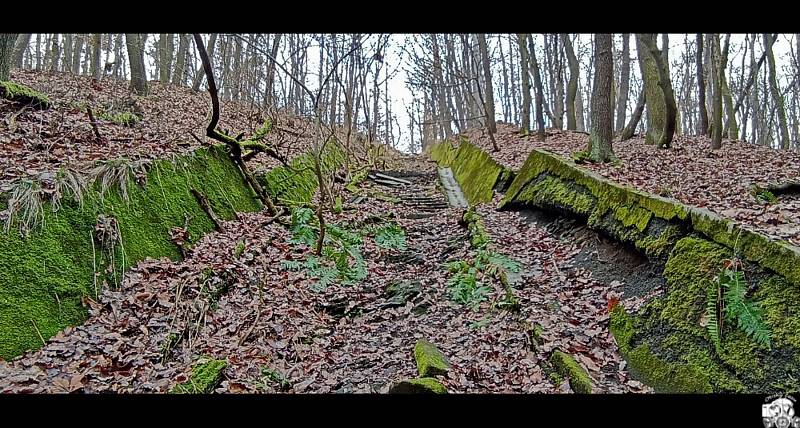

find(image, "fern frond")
[706,281,722,354]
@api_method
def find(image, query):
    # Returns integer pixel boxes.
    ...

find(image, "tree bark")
[477,33,497,136]
[711,35,723,150]
[639,34,678,149]
[264,33,282,106]
[620,89,646,141]
[125,33,149,95]
[90,34,102,79]
[765,33,790,149]
[173,34,189,85]
[159,34,174,83]
[615,34,631,132]
[191,33,217,92]
[588,34,615,162]
[696,34,709,136]
[527,35,546,141]
[562,34,579,130]
[517,34,532,133]
[636,33,667,146]
[0,34,17,81]
[13,34,30,69]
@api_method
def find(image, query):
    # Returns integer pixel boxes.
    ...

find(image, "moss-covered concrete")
[0,81,51,109]
[428,140,511,205]
[256,142,345,206]
[0,145,261,359]
[494,148,800,393]
[414,339,450,377]
[389,377,447,394]
[550,350,593,393]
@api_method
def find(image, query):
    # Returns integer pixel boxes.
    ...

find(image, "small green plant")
[706,261,772,351]
[234,241,245,258]
[571,150,591,164]
[751,185,778,204]
[373,222,406,250]
[258,366,291,392]
[444,249,521,309]
[100,111,140,127]
[446,265,491,308]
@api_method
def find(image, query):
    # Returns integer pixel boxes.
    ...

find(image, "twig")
[188,130,205,146]
[238,307,262,346]
[191,188,223,231]
[551,257,563,278]
[86,106,103,140]
[30,319,46,345]
[90,230,98,299]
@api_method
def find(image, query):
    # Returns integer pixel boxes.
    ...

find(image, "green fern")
[705,281,722,353]
[373,222,406,250]
[280,259,303,271]
[711,267,773,351]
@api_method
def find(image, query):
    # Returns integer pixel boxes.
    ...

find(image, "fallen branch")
[191,188,223,231]
[86,107,103,140]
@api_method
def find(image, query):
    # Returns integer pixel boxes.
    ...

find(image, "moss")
[414,339,450,377]
[257,143,344,206]
[234,240,245,259]
[0,81,51,109]
[448,141,504,205]
[171,358,227,394]
[99,111,140,127]
[614,204,652,233]
[636,224,683,259]
[345,169,369,193]
[516,175,596,218]
[550,350,592,393]
[0,145,260,359]
[389,377,447,394]
[463,208,490,250]
[428,141,458,167]
[754,276,800,350]
[660,237,729,335]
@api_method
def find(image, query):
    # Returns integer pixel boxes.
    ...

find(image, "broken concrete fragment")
[414,339,451,377]
[550,350,592,394]
[389,377,447,394]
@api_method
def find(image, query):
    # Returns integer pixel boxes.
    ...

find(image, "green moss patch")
[550,350,593,393]
[414,339,450,377]
[0,81,51,109]
[0,145,260,359]
[171,358,227,394]
[257,142,345,206]
[428,140,504,205]
[389,377,447,394]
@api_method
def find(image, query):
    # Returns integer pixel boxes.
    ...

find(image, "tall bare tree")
[562,34,579,130]
[588,34,615,162]
[765,33,790,149]
[0,34,17,81]
[125,33,149,95]
[517,34,532,134]
[615,33,631,133]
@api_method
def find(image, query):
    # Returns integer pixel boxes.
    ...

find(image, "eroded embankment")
[429,139,800,393]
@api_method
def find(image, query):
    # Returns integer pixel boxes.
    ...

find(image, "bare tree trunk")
[90,34,102,79]
[696,34,709,136]
[159,34,173,83]
[517,34,532,133]
[49,34,61,72]
[173,34,189,86]
[562,33,579,130]
[711,34,723,150]
[430,34,453,139]
[765,33,790,149]
[125,33,149,95]
[620,89,646,141]
[636,33,667,146]
[13,34,30,69]
[263,33,282,106]
[70,34,84,74]
[527,35,546,141]
[0,34,17,81]
[588,34,615,162]
[191,33,217,92]
[615,33,631,132]
[477,34,497,137]
[639,34,678,149]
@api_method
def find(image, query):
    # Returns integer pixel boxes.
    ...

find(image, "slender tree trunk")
[70,34,84,74]
[615,34,631,132]
[711,34,723,150]
[620,89,646,141]
[765,33,790,149]
[588,34,615,162]
[125,33,149,95]
[49,34,61,72]
[159,34,173,83]
[430,34,453,139]
[636,33,667,146]
[562,34,579,130]
[13,34,30,69]
[90,34,102,79]
[527,35,546,141]
[517,34,532,133]
[640,34,677,149]
[696,34,709,135]
[477,33,497,136]
[173,34,188,86]
[191,33,217,92]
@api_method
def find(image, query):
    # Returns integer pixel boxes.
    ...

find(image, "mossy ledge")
[550,350,593,394]
[430,145,800,393]
[255,141,345,206]
[0,145,261,360]
[427,140,513,205]
[0,81,51,110]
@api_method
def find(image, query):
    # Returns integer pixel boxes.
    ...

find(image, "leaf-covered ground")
[0,154,648,393]
[1,69,397,194]
[456,123,800,246]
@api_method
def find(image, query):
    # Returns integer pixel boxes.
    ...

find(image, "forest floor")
[0,152,650,393]
[460,123,800,247]
[1,70,393,194]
